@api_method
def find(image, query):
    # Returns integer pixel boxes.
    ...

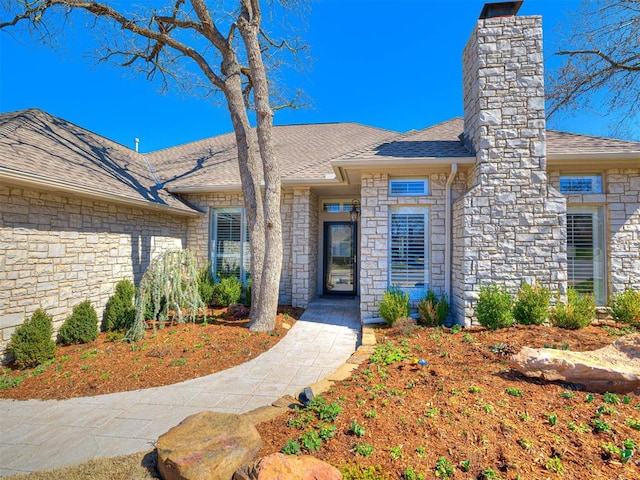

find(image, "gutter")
[0,167,203,217]
[444,163,458,311]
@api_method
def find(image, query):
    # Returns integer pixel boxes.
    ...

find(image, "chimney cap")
[479,1,523,20]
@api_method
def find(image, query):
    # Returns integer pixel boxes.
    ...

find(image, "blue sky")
[0,0,631,153]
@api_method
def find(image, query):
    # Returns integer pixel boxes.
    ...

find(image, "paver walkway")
[0,297,361,476]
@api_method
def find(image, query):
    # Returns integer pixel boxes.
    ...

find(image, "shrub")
[476,284,514,330]
[197,267,216,307]
[8,309,56,369]
[103,279,136,332]
[214,276,243,307]
[378,286,410,326]
[513,281,551,325]
[550,288,595,330]
[609,288,640,326]
[58,301,99,345]
[417,290,449,327]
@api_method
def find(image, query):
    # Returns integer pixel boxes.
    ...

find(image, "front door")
[323,222,357,296]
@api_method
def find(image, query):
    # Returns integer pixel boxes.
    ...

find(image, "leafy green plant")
[318,424,337,441]
[58,301,99,345]
[102,279,136,332]
[513,281,551,325]
[369,341,409,365]
[603,392,620,404]
[546,412,557,426]
[300,429,322,451]
[559,390,575,399]
[476,284,514,330]
[506,387,522,397]
[592,417,611,433]
[550,288,595,330]
[0,372,25,390]
[609,288,640,326]
[308,396,343,422]
[460,460,470,472]
[417,290,449,327]
[353,443,374,457]
[349,419,365,437]
[402,466,424,480]
[389,445,403,460]
[340,463,388,479]
[287,412,314,429]
[9,309,56,369]
[378,286,410,326]
[545,456,564,474]
[479,467,504,480]
[213,276,243,307]
[625,418,640,431]
[281,439,301,455]
[434,456,455,478]
[197,266,215,306]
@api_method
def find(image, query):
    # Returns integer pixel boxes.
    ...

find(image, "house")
[1,4,639,362]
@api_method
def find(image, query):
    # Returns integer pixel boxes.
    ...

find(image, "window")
[567,207,605,304]
[389,206,429,301]
[210,208,250,283]
[559,175,603,194]
[322,200,352,213]
[389,178,429,196]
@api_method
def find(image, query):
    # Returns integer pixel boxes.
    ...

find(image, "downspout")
[444,163,458,314]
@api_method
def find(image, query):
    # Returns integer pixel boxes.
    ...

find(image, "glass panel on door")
[323,222,356,296]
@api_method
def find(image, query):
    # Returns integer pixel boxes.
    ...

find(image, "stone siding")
[549,168,640,295]
[291,188,318,308]
[0,184,187,361]
[452,15,567,326]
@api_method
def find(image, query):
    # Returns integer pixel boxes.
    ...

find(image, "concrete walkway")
[0,298,361,476]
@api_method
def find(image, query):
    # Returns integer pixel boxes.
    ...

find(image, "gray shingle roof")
[0,109,198,214]
[547,129,640,154]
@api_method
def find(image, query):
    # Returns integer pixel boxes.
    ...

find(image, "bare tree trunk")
[238,0,283,332]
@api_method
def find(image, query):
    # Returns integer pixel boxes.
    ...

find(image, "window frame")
[559,174,603,195]
[210,207,250,284]
[389,177,429,197]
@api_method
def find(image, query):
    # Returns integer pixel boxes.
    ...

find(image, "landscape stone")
[510,334,640,393]
[233,452,342,480]
[157,411,262,480]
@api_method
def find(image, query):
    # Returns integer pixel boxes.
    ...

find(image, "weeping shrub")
[127,249,206,341]
[609,288,640,326]
[103,279,136,332]
[417,290,449,327]
[214,276,243,307]
[58,300,99,345]
[8,309,56,369]
[550,288,595,330]
[476,284,514,330]
[378,286,410,326]
[513,281,551,326]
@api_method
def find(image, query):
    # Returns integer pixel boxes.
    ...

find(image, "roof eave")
[0,167,203,217]
[547,152,640,168]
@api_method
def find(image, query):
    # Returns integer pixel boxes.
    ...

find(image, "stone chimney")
[451,5,567,326]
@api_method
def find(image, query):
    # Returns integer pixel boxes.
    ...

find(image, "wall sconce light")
[350,199,361,222]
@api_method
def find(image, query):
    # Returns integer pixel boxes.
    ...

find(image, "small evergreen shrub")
[550,288,595,330]
[513,281,551,325]
[58,301,99,345]
[103,279,136,332]
[378,286,410,326]
[8,309,56,369]
[417,290,449,327]
[609,288,640,326]
[213,276,243,307]
[476,284,514,330]
[197,267,215,307]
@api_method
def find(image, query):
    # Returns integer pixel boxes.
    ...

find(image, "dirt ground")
[0,306,301,400]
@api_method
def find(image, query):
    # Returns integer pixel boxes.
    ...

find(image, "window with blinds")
[559,175,603,194]
[389,178,429,196]
[567,207,605,304]
[211,208,250,282]
[389,206,429,300]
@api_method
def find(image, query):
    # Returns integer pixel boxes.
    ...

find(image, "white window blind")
[567,208,605,304]
[559,175,603,194]
[389,178,429,196]
[389,206,429,300]
[211,209,250,282]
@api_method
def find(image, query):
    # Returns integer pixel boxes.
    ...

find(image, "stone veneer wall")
[182,191,295,305]
[452,15,567,326]
[0,184,187,362]
[359,172,465,321]
[291,188,318,308]
[548,169,640,294]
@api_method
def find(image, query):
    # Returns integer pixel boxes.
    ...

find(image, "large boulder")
[157,411,262,480]
[510,334,640,393]
[234,453,342,480]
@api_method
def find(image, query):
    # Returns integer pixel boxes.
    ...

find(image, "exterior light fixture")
[479,1,523,19]
[350,199,361,222]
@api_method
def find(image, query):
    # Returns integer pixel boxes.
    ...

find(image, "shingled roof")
[0,109,198,215]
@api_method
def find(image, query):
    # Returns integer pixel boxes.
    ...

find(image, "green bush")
[58,301,99,345]
[214,276,243,307]
[378,286,410,326]
[198,267,215,307]
[8,309,56,369]
[417,290,449,327]
[513,281,551,325]
[550,288,595,330]
[609,288,640,326]
[476,284,514,330]
[103,279,136,332]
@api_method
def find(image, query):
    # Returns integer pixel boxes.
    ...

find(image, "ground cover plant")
[257,320,640,479]
[0,306,301,400]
